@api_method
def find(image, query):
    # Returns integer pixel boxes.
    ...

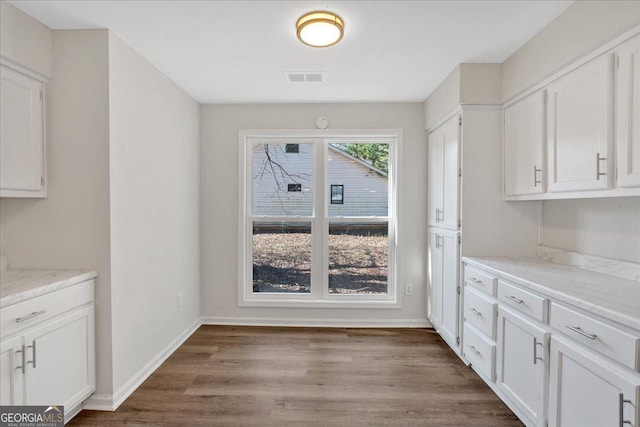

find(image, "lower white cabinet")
[548,335,640,427]
[427,227,460,351]
[496,306,549,427]
[0,278,95,422]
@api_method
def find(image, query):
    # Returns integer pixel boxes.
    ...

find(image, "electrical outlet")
[405,283,413,296]
[177,293,183,307]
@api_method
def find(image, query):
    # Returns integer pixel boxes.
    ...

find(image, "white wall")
[107,33,200,392]
[502,0,640,102]
[201,103,428,324]
[0,29,113,396]
[541,198,640,263]
[424,66,460,131]
[0,1,53,78]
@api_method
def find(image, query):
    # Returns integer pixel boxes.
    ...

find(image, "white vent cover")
[285,72,324,83]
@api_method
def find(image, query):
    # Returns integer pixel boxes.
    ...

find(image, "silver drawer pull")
[533,337,544,365]
[15,345,25,374]
[469,277,483,285]
[16,310,46,323]
[565,325,597,340]
[467,345,481,356]
[506,295,524,305]
[620,393,632,426]
[470,308,482,317]
[26,340,36,369]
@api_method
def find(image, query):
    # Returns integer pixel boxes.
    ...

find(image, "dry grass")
[252,232,387,294]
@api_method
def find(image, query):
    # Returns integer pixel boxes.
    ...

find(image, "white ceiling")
[10,0,573,104]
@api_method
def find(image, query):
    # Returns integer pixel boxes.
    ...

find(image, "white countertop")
[463,256,640,331]
[0,269,97,308]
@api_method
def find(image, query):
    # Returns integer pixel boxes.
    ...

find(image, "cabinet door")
[427,127,444,227]
[439,230,460,350]
[549,335,639,427]
[427,228,443,327]
[504,90,545,196]
[0,336,25,405]
[0,65,45,197]
[547,54,613,192]
[496,306,549,427]
[616,35,640,188]
[22,306,95,408]
[441,115,460,231]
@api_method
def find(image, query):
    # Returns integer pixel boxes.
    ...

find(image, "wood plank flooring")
[71,326,522,426]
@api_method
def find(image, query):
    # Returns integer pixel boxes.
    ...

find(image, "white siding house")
[252,143,388,216]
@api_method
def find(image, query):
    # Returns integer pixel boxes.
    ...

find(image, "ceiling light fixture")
[296,11,344,48]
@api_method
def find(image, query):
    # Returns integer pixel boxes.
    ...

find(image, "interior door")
[439,229,460,350]
[427,228,443,328]
[616,34,640,187]
[441,115,460,230]
[496,306,549,427]
[427,127,443,227]
[549,335,639,427]
[546,54,613,192]
[0,336,25,405]
[23,306,95,408]
[504,90,546,196]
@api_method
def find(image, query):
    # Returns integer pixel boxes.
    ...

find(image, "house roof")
[328,145,388,177]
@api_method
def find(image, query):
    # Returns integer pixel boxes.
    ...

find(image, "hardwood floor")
[71,326,522,426]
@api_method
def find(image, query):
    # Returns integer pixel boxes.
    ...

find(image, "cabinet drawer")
[498,280,547,322]
[549,302,640,372]
[0,280,94,338]
[464,286,497,339]
[464,265,497,296]
[463,323,496,382]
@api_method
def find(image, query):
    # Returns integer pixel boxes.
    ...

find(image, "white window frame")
[238,129,402,308]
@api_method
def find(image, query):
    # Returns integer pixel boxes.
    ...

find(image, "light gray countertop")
[0,269,97,308]
[463,256,640,331]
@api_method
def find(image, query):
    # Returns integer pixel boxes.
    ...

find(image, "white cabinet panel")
[616,35,640,188]
[427,127,443,227]
[497,306,549,427]
[0,335,24,405]
[441,116,460,230]
[427,228,443,328]
[0,65,45,198]
[547,54,614,192]
[504,90,546,196]
[549,335,639,427]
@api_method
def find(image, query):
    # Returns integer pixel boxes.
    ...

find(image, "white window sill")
[238,298,401,309]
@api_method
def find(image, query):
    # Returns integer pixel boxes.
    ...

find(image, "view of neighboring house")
[252,143,388,217]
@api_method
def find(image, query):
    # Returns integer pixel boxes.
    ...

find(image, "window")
[239,130,399,307]
[330,185,344,204]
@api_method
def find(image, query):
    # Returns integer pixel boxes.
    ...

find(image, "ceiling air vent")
[285,72,324,83]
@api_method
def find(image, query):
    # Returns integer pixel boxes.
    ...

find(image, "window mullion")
[312,138,326,299]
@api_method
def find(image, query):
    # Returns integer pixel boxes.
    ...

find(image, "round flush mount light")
[296,11,344,48]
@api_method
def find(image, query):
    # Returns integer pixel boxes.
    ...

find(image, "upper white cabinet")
[546,54,614,193]
[616,35,640,188]
[427,115,459,231]
[504,90,546,196]
[0,65,46,198]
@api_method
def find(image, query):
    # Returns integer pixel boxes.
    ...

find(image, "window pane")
[328,143,388,217]
[328,222,388,294]
[253,143,313,216]
[253,222,311,293]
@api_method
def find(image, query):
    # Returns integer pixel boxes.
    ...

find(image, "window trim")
[238,129,402,309]
[330,184,344,204]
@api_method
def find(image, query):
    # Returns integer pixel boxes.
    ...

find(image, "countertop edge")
[0,270,97,309]
[462,257,640,332]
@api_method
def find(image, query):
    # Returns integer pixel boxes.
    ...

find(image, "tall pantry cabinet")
[426,105,539,357]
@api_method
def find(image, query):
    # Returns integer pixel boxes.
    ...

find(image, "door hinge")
[456,336,460,345]
[458,235,461,245]
[458,168,462,178]
[616,55,620,69]
[457,219,461,229]
[458,115,462,126]
[457,286,461,295]
[40,176,44,187]
[39,89,43,100]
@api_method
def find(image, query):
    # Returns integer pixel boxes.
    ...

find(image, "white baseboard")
[201,316,431,328]
[83,318,201,412]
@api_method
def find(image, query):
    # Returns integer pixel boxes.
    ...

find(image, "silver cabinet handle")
[469,277,483,286]
[435,208,444,223]
[470,308,482,317]
[26,340,36,369]
[619,393,632,426]
[565,325,597,340]
[596,152,606,180]
[533,337,544,365]
[467,345,481,356]
[15,345,25,374]
[16,310,46,323]
[533,165,541,186]
[506,295,524,304]
[435,234,444,249]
